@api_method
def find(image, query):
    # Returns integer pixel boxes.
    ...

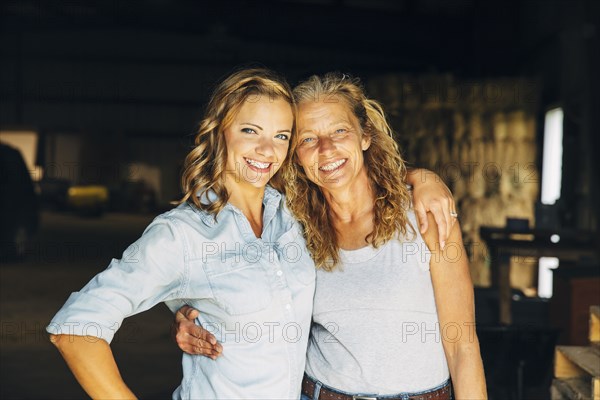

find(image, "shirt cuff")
[46,292,126,344]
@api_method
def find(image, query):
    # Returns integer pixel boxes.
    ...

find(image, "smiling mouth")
[245,158,272,170]
[318,159,347,172]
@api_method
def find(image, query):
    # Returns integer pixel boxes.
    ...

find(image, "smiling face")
[295,97,371,193]
[223,96,293,192]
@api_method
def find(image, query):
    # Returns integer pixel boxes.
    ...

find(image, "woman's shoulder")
[143,203,213,239]
[149,203,196,225]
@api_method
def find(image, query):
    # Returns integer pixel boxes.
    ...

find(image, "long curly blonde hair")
[178,68,294,215]
[283,73,413,270]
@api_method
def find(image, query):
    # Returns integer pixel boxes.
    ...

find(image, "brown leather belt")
[301,375,452,400]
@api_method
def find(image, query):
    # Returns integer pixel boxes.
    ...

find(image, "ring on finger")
[450,211,458,218]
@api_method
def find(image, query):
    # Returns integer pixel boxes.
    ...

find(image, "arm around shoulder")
[406,168,456,248]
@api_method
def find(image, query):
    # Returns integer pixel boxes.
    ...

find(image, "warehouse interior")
[1,0,599,399]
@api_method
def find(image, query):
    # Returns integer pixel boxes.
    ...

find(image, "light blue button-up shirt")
[47,186,316,399]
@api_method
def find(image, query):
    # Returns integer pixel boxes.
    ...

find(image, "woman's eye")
[275,133,289,140]
[301,137,315,144]
[242,128,256,134]
[334,128,347,134]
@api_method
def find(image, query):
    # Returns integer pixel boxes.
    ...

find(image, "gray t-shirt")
[305,210,450,394]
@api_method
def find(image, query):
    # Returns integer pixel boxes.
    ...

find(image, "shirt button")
[276,270,283,277]
[285,304,291,310]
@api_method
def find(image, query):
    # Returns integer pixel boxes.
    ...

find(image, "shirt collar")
[194,186,282,227]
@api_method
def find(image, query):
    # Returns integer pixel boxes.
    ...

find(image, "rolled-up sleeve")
[46,217,186,343]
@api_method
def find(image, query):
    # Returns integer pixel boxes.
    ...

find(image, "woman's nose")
[318,137,335,154]
[256,137,275,158]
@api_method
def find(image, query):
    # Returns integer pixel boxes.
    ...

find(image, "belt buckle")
[352,397,378,400]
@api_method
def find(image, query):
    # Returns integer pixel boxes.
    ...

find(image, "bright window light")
[538,257,559,298]
[541,108,563,205]
[0,130,42,181]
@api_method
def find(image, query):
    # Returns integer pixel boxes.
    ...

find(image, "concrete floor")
[1,211,182,399]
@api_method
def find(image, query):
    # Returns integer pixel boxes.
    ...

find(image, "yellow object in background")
[67,185,109,213]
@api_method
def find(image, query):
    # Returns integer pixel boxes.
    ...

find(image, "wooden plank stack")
[367,74,540,287]
[552,306,600,399]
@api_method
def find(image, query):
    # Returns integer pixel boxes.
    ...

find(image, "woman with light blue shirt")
[47,68,317,399]
[48,68,456,399]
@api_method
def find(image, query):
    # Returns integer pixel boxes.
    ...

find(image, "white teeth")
[319,159,346,171]
[246,158,271,169]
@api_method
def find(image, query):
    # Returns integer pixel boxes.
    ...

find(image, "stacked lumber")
[552,306,600,399]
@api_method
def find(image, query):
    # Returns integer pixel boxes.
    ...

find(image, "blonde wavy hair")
[178,68,295,215]
[283,73,413,270]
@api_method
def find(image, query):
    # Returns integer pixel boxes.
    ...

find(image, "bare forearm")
[423,217,486,398]
[50,334,136,399]
[446,343,487,399]
[405,168,438,186]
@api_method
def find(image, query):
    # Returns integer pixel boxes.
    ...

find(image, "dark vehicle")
[0,143,40,261]
[38,177,70,211]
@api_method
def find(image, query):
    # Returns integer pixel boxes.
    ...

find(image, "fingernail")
[441,241,445,250]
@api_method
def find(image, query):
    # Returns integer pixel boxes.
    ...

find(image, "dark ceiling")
[1,0,531,77]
